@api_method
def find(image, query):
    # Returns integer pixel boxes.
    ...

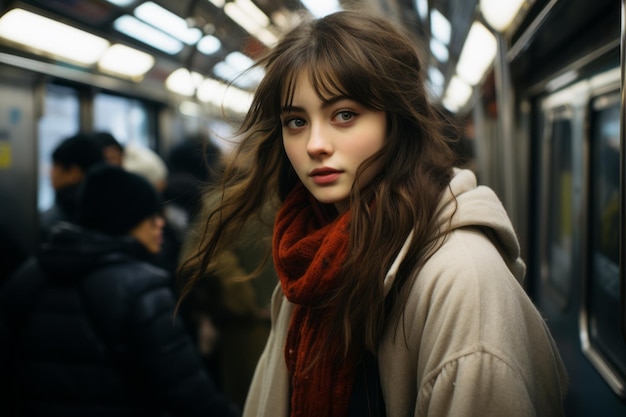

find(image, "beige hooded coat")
[243,169,568,417]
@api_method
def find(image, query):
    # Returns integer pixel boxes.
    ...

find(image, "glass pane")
[547,117,573,298]
[37,84,80,212]
[93,93,150,148]
[588,95,626,379]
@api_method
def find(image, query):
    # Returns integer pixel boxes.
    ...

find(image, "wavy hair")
[179,10,459,356]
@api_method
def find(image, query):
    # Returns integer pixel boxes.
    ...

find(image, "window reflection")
[587,93,626,380]
[93,93,151,148]
[546,115,573,301]
[37,84,79,212]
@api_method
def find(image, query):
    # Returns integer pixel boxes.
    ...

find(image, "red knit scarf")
[273,183,356,417]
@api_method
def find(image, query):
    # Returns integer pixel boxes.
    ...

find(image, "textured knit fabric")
[243,169,568,417]
[273,183,354,417]
[76,164,161,235]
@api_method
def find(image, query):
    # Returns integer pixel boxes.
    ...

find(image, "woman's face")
[281,73,387,213]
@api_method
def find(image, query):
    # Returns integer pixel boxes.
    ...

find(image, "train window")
[584,92,626,390]
[93,93,151,148]
[37,84,80,212]
[544,111,574,307]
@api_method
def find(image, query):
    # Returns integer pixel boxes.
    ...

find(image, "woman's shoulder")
[396,226,532,340]
[418,226,521,293]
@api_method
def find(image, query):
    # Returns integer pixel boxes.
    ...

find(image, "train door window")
[584,91,626,393]
[38,84,80,212]
[93,93,152,148]
[543,109,574,307]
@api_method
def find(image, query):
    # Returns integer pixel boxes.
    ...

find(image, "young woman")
[182,10,568,417]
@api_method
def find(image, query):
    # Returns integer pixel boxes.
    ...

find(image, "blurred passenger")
[0,164,237,417]
[0,223,29,286]
[171,135,278,408]
[181,10,568,417]
[39,133,103,240]
[164,133,223,236]
[123,142,168,193]
[179,198,277,409]
[122,142,180,275]
[93,131,124,166]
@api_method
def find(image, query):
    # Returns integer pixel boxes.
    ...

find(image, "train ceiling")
[0,0,489,111]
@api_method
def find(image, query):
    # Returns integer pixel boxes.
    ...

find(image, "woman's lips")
[309,168,342,185]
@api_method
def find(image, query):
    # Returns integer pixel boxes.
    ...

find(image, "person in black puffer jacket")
[0,164,238,417]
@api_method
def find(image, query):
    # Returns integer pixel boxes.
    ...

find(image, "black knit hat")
[76,164,161,235]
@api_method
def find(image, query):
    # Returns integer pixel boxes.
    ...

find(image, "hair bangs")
[307,56,351,104]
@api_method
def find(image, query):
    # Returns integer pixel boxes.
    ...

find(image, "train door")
[535,67,626,415]
[581,71,625,398]
[0,66,39,262]
[538,83,588,312]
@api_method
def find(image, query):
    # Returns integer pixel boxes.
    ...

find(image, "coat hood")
[38,222,153,280]
[384,168,525,294]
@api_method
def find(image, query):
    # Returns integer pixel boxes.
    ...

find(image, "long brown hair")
[179,10,458,356]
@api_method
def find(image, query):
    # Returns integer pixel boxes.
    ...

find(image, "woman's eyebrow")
[281,105,304,114]
[281,96,351,114]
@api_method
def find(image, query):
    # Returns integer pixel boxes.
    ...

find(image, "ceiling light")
[114,15,183,54]
[232,0,269,26]
[301,0,341,18]
[197,35,221,55]
[271,9,303,30]
[165,68,204,96]
[0,8,109,65]
[134,2,202,45]
[207,0,226,8]
[179,101,202,118]
[414,0,428,21]
[442,76,473,112]
[226,51,254,71]
[456,21,497,86]
[427,66,445,99]
[98,44,155,79]
[197,78,253,114]
[213,51,264,90]
[479,0,526,32]
[224,0,278,46]
[428,66,445,89]
[105,0,136,6]
[429,38,449,63]
[430,9,451,45]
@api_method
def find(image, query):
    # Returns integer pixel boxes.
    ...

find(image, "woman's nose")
[306,123,333,158]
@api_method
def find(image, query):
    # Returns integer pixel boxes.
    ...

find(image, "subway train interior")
[0,0,624,415]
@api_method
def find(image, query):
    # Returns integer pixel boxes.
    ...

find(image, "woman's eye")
[284,118,306,129]
[334,111,355,123]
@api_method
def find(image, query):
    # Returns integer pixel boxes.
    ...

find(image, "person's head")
[50,133,104,190]
[231,10,455,211]
[167,133,222,183]
[122,143,168,192]
[93,131,124,166]
[76,164,164,254]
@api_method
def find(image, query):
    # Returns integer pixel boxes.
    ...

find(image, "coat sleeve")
[378,229,567,417]
[417,350,537,417]
[96,264,238,417]
[83,262,237,417]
